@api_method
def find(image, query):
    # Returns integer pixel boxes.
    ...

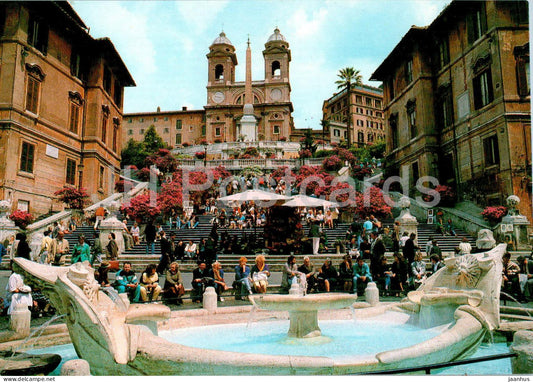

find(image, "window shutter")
[516,57,528,97]
[466,13,475,45]
[480,3,488,35]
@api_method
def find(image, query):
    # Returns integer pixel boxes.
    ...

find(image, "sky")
[71,0,451,130]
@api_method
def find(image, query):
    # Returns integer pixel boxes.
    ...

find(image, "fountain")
[10,244,507,375]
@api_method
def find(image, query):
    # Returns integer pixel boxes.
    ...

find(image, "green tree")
[300,128,318,154]
[335,67,362,148]
[121,138,148,169]
[368,140,386,159]
[143,125,166,153]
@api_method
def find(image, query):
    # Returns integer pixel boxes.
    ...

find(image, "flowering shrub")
[354,186,392,220]
[423,185,456,206]
[121,192,161,221]
[322,155,343,171]
[351,164,373,180]
[195,152,206,159]
[9,210,34,229]
[214,138,222,143]
[145,149,178,173]
[54,186,89,209]
[299,149,312,159]
[199,139,208,145]
[279,136,287,142]
[136,167,157,182]
[115,180,134,193]
[481,206,508,224]
[331,142,338,147]
[182,142,190,147]
[239,147,259,158]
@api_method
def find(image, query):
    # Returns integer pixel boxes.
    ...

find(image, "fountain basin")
[250,293,358,338]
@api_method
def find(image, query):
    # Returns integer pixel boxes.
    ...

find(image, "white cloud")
[175,1,228,34]
[410,0,451,26]
[288,8,329,40]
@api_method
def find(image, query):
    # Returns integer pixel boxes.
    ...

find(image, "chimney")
[182,106,187,111]
[157,106,161,112]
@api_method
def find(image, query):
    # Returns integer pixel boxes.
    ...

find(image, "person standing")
[309,219,321,256]
[402,233,418,266]
[106,233,119,260]
[39,231,54,264]
[94,205,106,230]
[14,233,31,260]
[5,263,33,315]
[157,231,171,274]
[145,221,156,256]
[369,231,386,278]
[71,235,91,264]
[52,232,70,266]
[91,232,103,265]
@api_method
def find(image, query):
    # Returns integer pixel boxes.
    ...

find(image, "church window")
[215,127,221,136]
[215,64,224,80]
[272,61,281,77]
[273,125,280,135]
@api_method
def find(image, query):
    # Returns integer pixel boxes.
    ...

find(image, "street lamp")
[203,143,208,167]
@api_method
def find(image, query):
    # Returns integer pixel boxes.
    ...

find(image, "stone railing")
[176,158,324,170]
[389,192,491,237]
[84,181,148,213]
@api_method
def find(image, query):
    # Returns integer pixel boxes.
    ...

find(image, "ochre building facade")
[124,28,294,148]
[372,0,531,219]
[0,2,134,216]
[322,85,384,146]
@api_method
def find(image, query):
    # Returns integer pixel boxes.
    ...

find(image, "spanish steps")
[53,213,486,272]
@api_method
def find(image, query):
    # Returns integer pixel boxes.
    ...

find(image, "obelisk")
[240,37,257,142]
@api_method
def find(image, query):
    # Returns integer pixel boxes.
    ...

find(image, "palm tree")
[335,67,362,148]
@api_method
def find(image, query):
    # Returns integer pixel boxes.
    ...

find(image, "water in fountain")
[246,304,258,330]
[500,291,532,318]
[10,314,67,353]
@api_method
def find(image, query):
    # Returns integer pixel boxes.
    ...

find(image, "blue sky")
[72,0,451,130]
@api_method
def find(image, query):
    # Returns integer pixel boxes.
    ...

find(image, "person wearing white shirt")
[6,268,33,315]
[458,237,472,255]
[184,240,197,260]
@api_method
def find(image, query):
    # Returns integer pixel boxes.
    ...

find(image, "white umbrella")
[283,194,339,208]
[218,189,289,203]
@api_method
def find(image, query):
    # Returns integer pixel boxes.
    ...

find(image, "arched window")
[271,61,281,77]
[215,64,224,80]
[358,131,364,143]
[236,95,243,105]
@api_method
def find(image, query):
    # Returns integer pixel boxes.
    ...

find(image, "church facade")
[124,28,294,148]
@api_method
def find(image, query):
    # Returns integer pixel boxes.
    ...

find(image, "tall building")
[371,0,531,219]
[322,85,384,146]
[205,29,294,143]
[0,2,134,216]
[124,28,295,150]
